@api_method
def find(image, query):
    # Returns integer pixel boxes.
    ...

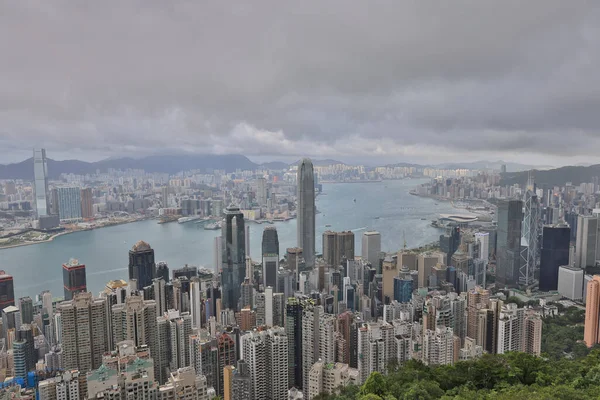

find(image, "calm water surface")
[0,179,455,299]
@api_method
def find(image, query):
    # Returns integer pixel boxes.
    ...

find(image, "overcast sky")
[1,1,599,166]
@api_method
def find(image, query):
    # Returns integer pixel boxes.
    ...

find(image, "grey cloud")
[1,1,600,165]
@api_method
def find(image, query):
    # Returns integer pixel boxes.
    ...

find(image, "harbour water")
[0,179,455,299]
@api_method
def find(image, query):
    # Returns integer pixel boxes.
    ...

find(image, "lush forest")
[315,306,598,400]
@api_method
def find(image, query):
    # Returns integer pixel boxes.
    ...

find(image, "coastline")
[0,217,150,250]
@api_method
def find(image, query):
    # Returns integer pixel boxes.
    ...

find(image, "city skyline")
[1,3,600,167]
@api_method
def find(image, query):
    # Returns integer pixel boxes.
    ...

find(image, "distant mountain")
[0,154,260,180]
[259,161,289,170]
[501,164,600,187]
[433,160,552,172]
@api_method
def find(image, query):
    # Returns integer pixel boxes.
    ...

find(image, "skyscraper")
[539,225,570,292]
[55,187,83,221]
[520,179,540,286]
[18,296,34,325]
[496,200,523,287]
[286,297,304,388]
[585,275,600,347]
[576,215,598,268]
[62,258,87,300]
[33,148,50,217]
[128,241,156,291]
[0,271,15,308]
[297,158,316,269]
[221,205,246,311]
[80,188,93,219]
[362,231,381,268]
[57,292,108,371]
[262,226,280,289]
[323,231,355,268]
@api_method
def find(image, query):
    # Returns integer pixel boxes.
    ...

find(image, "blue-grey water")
[0,179,454,299]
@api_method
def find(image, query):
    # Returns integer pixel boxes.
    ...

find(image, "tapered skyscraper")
[297,158,315,269]
[221,205,246,311]
[33,149,50,217]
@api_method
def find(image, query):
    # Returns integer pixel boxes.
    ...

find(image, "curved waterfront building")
[221,204,246,311]
[297,158,316,269]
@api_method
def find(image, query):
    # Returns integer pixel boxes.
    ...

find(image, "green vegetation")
[541,305,592,360]
[314,350,600,399]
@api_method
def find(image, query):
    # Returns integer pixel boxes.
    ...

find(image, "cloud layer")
[1,1,600,165]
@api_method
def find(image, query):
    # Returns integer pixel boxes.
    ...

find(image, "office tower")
[13,324,35,379]
[161,186,170,208]
[238,306,256,330]
[496,199,523,287]
[189,278,203,329]
[214,236,223,274]
[264,286,274,327]
[520,179,540,286]
[297,158,316,268]
[418,253,440,288]
[55,187,83,221]
[440,226,460,265]
[285,297,304,388]
[80,188,93,219]
[422,327,455,366]
[474,232,490,260]
[558,266,584,301]
[241,327,288,400]
[18,297,34,325]
[221,205,246,311]
[231,360,252,400]
[245,225,251,259]
[157,261,170,282]
[497,303,525,354]
[256,177,268,207]
[58,292,108,371]
[173,265,198,281]
[393,267,414,303]
[2,305,21,347]
[128,241,156,291]
[539,225,570,291]
[0,271,15,309]
[323,231,355,268]
[62,258,87,300]
[33,148,50,217]
[576,215,598,268]
[272,293,285,328]
[362,231,381,268]
[262,226,280,288]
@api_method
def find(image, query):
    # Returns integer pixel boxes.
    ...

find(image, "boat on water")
[178,215,202,224]
[204,222,221,230]
[421,218,426,220]
[325,224,331,227]
[374,216,381,219]
[353,198,356,202]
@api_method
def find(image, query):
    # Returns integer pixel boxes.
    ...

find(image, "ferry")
[204,222,221,230]
[178,216,202,224]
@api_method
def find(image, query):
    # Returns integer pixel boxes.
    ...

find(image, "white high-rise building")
[38,370,84,400]
[307,362,359,400]
[241,328,288,400]
[256,177,268,207]
[265,286,274,327]
[356,321,396,383]
[474,232,490,260]
[57,292,108,372]
[159,367,210,400]
[214,236,222,274]
[33,148,50,217]
[302,304,321,391]
[558,265,584,301]
[361,231,381,268]
[497,303,525,354]
[190,279,203,329]
[422,327,455,366]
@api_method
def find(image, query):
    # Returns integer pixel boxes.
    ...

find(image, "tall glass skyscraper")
[221,205,246,311]
[33,149,49,217]
[496,199,523,287]
[297,158,315,269]
[539,225,570,292]
[262,226,279,289]
[128,241,156,290]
